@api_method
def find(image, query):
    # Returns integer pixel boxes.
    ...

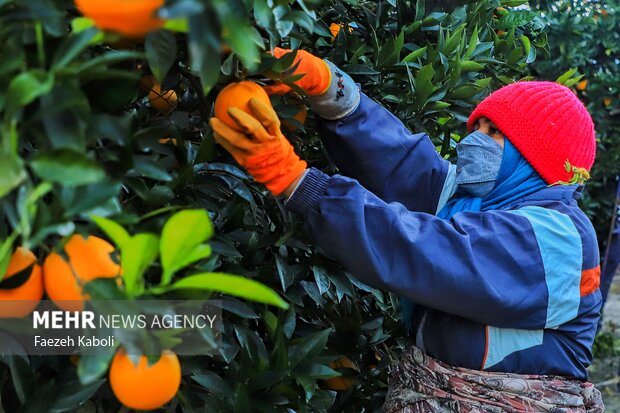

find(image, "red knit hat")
[467,81,596,185]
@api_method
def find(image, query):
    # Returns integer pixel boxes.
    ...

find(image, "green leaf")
[30,149,105,186]
[132,157,173,182]
[163,18,189,32]
[427,101,451,110]
[77,351,116,386]
[5,70,54,117]
[555,68,578,85]
[0,233,18,282]
[0,150,26,198]
[50,379,105,412]
[474,77,492,88]
[51,27,99,70]
[188,13,221,94]
[463,26,479,60]
[89,215,130,249]
[70,17,104,44]
[451,85,480,99]
[295,363,340,379]
[564,75,584,88]
[378,30,404,67]
[192,372,234,398]
[8,355,35,404]
[460,60,484,72]
[442,25,464,56]
[289,328,332,368]
[253,0,273,29]
[122,233,159,296]
[402,46,427,63]
[311,265,331,295]
[275,254,295,291]
[520,36,531,58]
[413,64,435,107]
[273,5,294,38]
[145,30,177,83]
[501,0,528,6]
[39,81,89,151]
[222,18,263,71]
[75,50,143,75]
[64,181,122,217]
[167,272,289,309]
[341,64,381,75]
[160,209,214,284]
[498,10,537,29]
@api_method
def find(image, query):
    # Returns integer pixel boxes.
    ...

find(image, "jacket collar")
[506,184,583,208]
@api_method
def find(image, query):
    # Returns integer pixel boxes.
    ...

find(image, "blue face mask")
[455,131,504,197]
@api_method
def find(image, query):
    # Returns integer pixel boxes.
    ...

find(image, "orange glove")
[209,98,307,196]
[264,47,332,96]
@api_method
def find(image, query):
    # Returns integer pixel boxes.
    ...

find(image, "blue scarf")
[402,139,548,334]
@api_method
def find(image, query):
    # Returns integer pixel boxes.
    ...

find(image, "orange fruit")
[149,84,178,114]
[324,356,360,391]
[214,81,272,132]
[282,105,308,132]
[109,349,181,410]
[43,234,121,312]
[0,247,44,318]
[329,22,353,42]
[604,97,612,107]
[139,74,157,93]
[496,29,506,36]
[74,0,165,38]
[329,22,341,38]
[576,79,588,91]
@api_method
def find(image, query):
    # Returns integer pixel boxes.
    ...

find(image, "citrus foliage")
[0,0,550,411]
[529,0,620,242]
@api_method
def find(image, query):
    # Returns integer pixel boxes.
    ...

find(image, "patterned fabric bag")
[383,345,604,413]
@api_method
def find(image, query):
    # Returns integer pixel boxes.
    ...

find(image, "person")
[209,48,605,412]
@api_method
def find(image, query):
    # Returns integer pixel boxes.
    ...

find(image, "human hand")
[264,47,332,96]
[209,97,307,196]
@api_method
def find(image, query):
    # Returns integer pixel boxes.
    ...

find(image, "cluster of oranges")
[0,234,120,316]
[0,237,181,410]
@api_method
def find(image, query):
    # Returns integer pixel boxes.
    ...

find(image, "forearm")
[307,63,452,213]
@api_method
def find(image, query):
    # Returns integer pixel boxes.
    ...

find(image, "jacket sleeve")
[286,169,587,330]
[306,61,456,214]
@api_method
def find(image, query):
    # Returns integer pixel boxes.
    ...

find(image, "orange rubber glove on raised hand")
[264,47,332,96]
[209,98,307,196]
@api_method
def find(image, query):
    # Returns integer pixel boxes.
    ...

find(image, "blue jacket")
[286,90,602,380]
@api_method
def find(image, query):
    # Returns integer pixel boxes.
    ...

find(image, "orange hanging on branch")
[329,22,354,40]
[576,79,588,91]
[149,84,178,114]
[43,234,121,312]
[109,349,182,410]
[323,356,360,391]
[74,0,165,38]
[0,247,44,318]
[214,81,273,132]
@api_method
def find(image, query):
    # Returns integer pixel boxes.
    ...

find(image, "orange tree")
[528,0,620,245]
[0,0,547,411]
